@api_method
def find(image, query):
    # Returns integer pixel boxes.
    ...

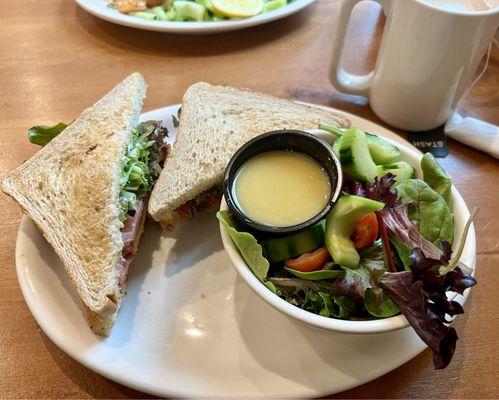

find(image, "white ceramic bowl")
[219,131,476,334]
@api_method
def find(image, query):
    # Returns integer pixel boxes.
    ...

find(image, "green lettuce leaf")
[172,107,181,127]
[364,287,399,318]
[119,122,164,221]
[281,287,357,319]
[421,153,452,207]
[331,295,358,318]
[284,267,344,281]
[396,179,454,246]
[389,236,412,271]
[336,242,399,318]
[28,123,68,146]
[217,211,276,293]
[315,292,357,318]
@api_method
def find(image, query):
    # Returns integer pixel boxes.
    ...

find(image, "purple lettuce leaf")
[381,204,443,260]
[344,172,400,207]
[269,277,363,302]
[381,249,476,369]
[375,210,396,272]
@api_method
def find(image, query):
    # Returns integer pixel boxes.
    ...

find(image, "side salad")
[218,126,477,369]
[109,0,293,22]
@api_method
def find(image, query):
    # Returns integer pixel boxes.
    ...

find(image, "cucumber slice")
[130,11,157,20]
[319,125,400,165]
[173,1,206,21]
[339,128,378,183]
[325,195,384,268]
[376,161,415,183]
[262,0,287,13]
[332,135,343,157]
[261,221,325,262]
[195,0,214,12]
[365,133,400,164]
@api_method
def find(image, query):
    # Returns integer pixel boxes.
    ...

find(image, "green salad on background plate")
[109,0,295,22]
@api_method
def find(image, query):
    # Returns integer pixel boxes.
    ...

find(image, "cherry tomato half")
[351,212,379,249]
[284,247,330,272]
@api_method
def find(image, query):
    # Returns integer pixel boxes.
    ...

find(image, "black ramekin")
[223,130,343,234]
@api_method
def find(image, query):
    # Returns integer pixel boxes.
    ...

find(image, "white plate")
[16,104,476,397]
[75,0,316,34]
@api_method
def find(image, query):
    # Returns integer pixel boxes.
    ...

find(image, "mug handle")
[329,0,389,97]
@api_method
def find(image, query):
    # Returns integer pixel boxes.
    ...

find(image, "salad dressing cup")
[223,130,343,235]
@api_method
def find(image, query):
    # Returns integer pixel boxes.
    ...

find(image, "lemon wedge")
[211,0,264,18]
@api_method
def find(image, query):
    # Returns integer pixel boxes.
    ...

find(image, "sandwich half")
[1,73,169,335]
[148,82,350,228]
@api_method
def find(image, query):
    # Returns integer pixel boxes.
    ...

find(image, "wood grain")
[0,0,498,398]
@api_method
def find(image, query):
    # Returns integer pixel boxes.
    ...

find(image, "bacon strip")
[160,189,222,230]
[117,197,147,287]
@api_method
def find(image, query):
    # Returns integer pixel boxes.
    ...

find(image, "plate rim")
[74,0,316,33]
[14,103,477,397]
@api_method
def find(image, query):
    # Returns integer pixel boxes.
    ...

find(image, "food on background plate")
[219,125,477,369]
[148,82,349,228]
[233,150,331,227]
[109,0,292,22]
[1,73,169,336]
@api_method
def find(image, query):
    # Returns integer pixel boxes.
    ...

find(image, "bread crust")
[85,296,119,336]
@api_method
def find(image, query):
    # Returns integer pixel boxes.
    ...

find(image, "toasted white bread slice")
[148,82,350,225]
[1,72,147,335]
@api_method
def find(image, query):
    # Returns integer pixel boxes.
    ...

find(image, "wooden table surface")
[1,1,498,398]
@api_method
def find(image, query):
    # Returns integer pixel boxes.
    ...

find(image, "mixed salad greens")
[119,121,167,220]
[109,0,293,22]
[218,126,477,369]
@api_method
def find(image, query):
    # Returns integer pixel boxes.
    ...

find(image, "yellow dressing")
[233,151,331,227]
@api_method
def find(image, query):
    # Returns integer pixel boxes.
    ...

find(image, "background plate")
[75,0,316,33]
[15,104,476,397]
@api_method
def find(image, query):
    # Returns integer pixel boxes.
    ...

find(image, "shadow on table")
[72,2,316,57]
[289,86,373,118]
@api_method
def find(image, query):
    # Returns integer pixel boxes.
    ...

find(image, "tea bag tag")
[407,126,449,158]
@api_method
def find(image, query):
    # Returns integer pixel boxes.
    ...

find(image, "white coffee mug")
[329,0,499,131]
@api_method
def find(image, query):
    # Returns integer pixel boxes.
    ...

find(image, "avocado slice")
[325,195,385,268]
